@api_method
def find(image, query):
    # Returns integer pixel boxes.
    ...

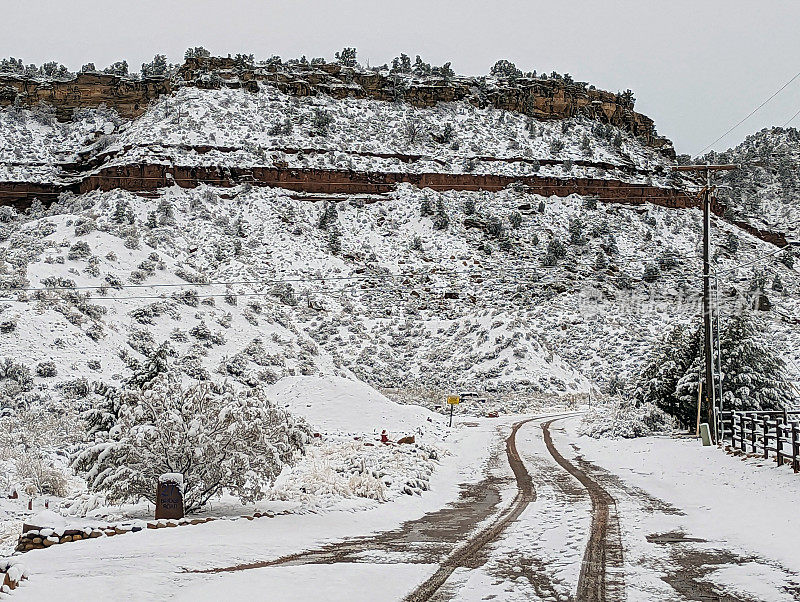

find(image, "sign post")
[155,473,185,520]
[447,395,460,427]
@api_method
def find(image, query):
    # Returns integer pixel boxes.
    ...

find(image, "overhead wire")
[695,68,800,157]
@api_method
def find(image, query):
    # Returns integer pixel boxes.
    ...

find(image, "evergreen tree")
[185,47,211,60]
[420,196,433,217]
[635,314,789,428]
[490,59,522,80]
[568,218,585,245]
[594,251,609,271]
[432,199,449,230]
[317,201,338,230]
[103,60,129,77]
[328,225,342,254]
[718,313,789,411]
[335,47,357,67]
[463,197,476,215]
[141,54,168,78]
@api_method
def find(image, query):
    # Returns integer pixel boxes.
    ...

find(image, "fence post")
[763,418,769,459]
[777,422,784,466]
[750,415,757,454]
[793,422,799,474]
[739,413,745,452]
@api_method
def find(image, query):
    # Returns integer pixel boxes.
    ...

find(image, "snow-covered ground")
[7,408,512,601]
[555,416,800,601]
[8,413,800,601]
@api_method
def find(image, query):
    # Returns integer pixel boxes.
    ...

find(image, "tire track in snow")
[403,413,579,602]
[542,418,626,602]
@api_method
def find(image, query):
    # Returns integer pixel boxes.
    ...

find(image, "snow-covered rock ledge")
[0,557,27,593]
[14,512,286,554]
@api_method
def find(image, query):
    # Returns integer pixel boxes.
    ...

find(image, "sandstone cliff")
[0,55,674,158]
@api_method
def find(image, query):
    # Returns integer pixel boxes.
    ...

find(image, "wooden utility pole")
[675,163,738,442]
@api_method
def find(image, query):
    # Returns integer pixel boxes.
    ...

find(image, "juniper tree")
[726,232,739,254]
[568,218,586,245]
[311,109,333,136]
[141,54,168,77]
[420,196,433,217]
[184,47,211,60]
[317,201,338,230]
[595,251,609,271]
[543,237,567,266]
[328,224,342,254]
[490,59,522,80]
[432,199,450,230]
[580,134,592,155]
[335,47,357,67]
[549,139,565,156]
[72,373,311,513]
[438,62,455,82]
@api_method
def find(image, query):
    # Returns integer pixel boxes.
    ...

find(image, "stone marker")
[155,473,185,520]
[699,423,712,446]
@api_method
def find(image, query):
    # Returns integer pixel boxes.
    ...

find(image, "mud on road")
[541,419,626,602]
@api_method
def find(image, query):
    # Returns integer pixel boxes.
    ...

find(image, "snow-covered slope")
[0,179,796,410]
[702,127,800,240]
[0,85,681,187]
[268,375,441,434]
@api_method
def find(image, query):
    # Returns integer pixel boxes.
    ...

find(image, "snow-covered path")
[10,414,800,601]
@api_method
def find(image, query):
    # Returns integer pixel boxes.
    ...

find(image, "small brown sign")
[155,475,184,520]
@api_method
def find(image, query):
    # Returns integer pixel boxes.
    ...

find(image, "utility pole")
[675,163,738,442]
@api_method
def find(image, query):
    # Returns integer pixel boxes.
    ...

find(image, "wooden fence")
[715,409,800,473]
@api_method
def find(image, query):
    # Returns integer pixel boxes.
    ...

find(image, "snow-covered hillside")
[0,85,681,187]
[702,127,800,241]
[0,180,797,406]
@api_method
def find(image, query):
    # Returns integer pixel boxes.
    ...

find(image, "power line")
[781,106,800,129]
[695,69,800,157]
[713,245,790,276]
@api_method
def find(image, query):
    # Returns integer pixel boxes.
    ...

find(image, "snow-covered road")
[9,414,800,601]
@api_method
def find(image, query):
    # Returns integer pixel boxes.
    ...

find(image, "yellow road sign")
[447,395,460,405]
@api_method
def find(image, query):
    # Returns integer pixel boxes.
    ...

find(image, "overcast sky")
[2,0,800,156]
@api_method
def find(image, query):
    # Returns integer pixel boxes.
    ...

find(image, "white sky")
[2,0,800,156]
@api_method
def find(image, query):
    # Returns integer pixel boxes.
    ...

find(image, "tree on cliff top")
[335,47,358,67]
[185,46,211,60]
[103,60,129,77]
[490,59,522,81]
[141,54,168,78]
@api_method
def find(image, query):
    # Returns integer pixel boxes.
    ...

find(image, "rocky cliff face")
[0,72,173,120]
[0,55,674,157]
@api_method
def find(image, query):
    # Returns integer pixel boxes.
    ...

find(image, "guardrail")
[715,409,800,473]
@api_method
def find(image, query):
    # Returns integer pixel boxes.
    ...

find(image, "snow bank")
[268,376,442,434]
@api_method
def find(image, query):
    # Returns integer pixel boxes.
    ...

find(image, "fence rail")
[715,409,800,473]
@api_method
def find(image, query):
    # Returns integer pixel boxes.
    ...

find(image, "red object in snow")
[380,430,389,444]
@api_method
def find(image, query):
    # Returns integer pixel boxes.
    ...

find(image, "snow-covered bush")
[35,361,57,378]
[580,397,674,439]
[72,372,312,512]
